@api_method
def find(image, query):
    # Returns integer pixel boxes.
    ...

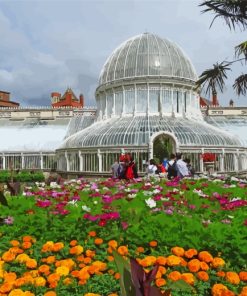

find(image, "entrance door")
[153,134,176,163]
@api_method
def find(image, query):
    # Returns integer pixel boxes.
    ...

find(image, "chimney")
[212,93,219,106]
[51,92,61,104]
[79,94,84,107]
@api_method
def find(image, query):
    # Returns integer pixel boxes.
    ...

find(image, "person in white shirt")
[147,159,158,175]
[176,153,189,178]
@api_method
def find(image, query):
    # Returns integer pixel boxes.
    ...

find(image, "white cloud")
[0,0,246,107]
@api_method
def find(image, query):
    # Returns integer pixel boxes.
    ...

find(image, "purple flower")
[189,204,196,210]
[4,216,14,225]
[165,209,173,215]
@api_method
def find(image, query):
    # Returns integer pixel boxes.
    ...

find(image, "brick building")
[51,88,84,108]
[0,90,20,108]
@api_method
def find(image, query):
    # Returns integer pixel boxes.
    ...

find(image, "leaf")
[149,286,164,296]
[233,73,247,96]
[196,61,231,96]
[112,250,135,296]
[130,258,145,288]
[199,0,247,30]
[0,191,9,207]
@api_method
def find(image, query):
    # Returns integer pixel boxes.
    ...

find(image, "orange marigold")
[94,238,103,245]
[181,273,195,285]
[38,264,50,275]
[168,271,181,281]
[136,247,145,253]
[155,278,166,287]
[239,287,247,296]
[197,271,209,281]
[117,246,128,256]
[171,246,184,257]
[25,259,37,269]
[47,273,60,283]
[34,276,46,287]
[86,250,95,258]
[139,256,156,267]
[70,245,83,255]
[211,257,225,269]
[166,255,181,266]
[2,251,15,262]
[108,240,118,249]
[88,231,97,237]
[52,242,64,252]
[217,271,226,278]
[212,283,229,296]
[3,272,17,282]
[22,236,33,242]
[239,271,247,282]
[114,273,120,280]
[156,256,166,266]
[10,240,20,247]
[149,241,158,247]
[22,241,32,249]
[198,251,213,263]
[225,271,240,285]
[200,261,209,271]
[187,259,201,273]
[43,292,57,296]
[0,282,13,293]
[184,248,198,259]
[69,240,78,247]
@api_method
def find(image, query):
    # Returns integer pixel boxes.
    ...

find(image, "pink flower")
[4,216,14,225]
[121,221,128,230]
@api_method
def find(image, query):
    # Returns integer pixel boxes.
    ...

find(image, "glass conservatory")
[57,33,247,174]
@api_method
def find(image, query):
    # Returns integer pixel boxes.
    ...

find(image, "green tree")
[196,0,247,98]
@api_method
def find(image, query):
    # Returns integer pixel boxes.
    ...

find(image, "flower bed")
[0,176,247,295]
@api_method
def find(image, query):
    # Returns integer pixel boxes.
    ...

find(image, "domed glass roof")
[99,33,197,86]
[60,116,241,149]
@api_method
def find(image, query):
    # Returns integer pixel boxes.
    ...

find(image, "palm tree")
[197,0,247,98]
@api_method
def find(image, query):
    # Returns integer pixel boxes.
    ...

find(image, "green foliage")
[0,170,44,182]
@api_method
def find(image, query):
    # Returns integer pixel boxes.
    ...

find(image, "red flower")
[98,219,107,227]
[201,153,216,162]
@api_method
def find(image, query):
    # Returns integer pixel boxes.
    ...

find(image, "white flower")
[228,215,234,219]
[145,198,156,208]
[81,205,91,212]
[93,201,98,204]
[103,187,109,190]
[124,188,131,192]
[50,182,60,189]
[143,191,153,196]
[128,194,136,199]
[231,176,239,182]
[173,188,179,192]
[68,200,78,207]
[230,197,241,202]
[161,197,170,201]
[229,184,236,188]
[153,189,161,194]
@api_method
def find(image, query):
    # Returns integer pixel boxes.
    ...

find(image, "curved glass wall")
[96,85,201,119]
[99,33,197,85]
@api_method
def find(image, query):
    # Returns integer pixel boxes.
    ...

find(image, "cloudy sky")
[0,0,246,107]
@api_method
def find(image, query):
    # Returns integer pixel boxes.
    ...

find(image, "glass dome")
[98,33,197,86]
[60,116,241,149]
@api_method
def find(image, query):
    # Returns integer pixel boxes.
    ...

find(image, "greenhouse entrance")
[152,133,176,163]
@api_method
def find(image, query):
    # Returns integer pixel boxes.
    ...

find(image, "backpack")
[167,161,177,178]
[125,164,135,179]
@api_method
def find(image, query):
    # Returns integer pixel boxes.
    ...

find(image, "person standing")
[176,153,189,178]
[111,160,120,179]
[147,159,158,176]
[167,153,177,180]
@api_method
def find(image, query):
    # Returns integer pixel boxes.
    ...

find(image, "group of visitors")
[146,153,195,179]
[111,152,138,180]
[111,151,195,180]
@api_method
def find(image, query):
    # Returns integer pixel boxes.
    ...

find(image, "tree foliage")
[197,0,247,98]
